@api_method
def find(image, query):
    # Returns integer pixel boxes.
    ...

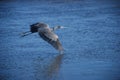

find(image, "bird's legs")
[21,31,32,37]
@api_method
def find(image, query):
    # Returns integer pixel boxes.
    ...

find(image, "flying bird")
[21,22,66,53]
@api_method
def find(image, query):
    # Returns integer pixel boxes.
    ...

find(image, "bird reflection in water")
[34,54,64,80]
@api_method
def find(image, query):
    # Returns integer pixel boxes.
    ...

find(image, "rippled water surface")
[0,0,120,80]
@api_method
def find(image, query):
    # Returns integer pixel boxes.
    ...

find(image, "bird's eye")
[58,26,61,28]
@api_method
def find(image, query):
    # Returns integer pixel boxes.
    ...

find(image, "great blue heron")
[21,22,65,53]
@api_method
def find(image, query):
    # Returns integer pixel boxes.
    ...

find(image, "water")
[0,0,120,80]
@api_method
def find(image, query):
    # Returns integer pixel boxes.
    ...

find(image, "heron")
[21,22,66,53]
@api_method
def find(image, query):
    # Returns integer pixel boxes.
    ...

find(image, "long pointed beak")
[61,26,68,29]
[20,31,32,37]
[63,27,68,28]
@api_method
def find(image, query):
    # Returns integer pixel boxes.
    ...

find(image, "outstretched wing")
[38,28,63,51]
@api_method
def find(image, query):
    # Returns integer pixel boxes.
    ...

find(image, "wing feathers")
[38,29,63,51]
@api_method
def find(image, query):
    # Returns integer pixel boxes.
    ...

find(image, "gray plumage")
[21,22,64,52]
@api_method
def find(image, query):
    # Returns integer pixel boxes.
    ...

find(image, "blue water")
[0,0,120,80]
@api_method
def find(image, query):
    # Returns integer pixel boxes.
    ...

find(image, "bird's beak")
[20,31,32,37]
[61,26,68,29]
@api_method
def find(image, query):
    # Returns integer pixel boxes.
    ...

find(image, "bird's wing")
[39,27,58,41]
[38,28,63,51]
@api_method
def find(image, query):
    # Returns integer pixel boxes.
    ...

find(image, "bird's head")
[57,26,67,29]
[53,26,67,31]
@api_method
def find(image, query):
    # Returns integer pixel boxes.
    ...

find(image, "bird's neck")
[52,26,59,31]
